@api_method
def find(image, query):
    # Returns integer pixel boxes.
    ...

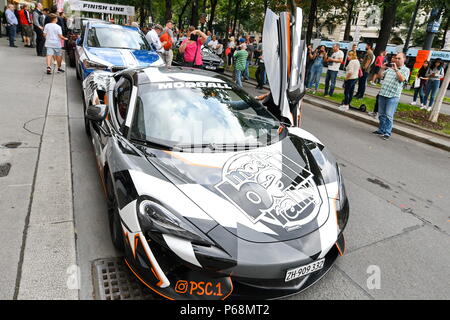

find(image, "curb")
[17,69,78,299]
[222,70,450,153]
[304,96,450,153]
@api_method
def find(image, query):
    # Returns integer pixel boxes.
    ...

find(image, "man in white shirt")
[324,43,344,97]
[208,35,218,50]
[145,24,165,53]
[43,13,68,74]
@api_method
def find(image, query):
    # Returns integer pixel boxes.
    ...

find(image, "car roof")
[87,22,138,31]
[134,66,230,85]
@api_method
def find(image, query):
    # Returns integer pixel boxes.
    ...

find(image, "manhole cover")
[0,163,11,177]
[92,257,160,300]
[2,142,22,148]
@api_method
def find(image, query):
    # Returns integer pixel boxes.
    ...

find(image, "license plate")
[205,65,216,70]
[285,258,325,282]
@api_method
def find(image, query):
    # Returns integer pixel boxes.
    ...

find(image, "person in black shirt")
[411,60,430,108]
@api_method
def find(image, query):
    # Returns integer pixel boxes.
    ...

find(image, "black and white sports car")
[82,66,348,300]
[82,7,348,300]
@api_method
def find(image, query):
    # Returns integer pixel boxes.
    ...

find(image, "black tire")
[360,104,367,112]
[76,64,81,80]
[67,49,75,68]
[106,175,125,252]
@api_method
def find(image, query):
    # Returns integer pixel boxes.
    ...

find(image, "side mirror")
[86,104,108,122]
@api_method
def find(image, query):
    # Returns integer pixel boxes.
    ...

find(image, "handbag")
[413,77,421,88]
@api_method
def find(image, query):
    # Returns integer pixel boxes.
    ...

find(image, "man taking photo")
[373,53,410,140]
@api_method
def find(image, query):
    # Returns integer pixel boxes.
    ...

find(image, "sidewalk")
[223,70,450,152]
[0,38,77,299]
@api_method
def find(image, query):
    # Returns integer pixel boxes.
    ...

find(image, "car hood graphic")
[85,47,162,68]
[145,136,333,243]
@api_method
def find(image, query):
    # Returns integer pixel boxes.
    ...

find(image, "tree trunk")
[190,0,199,27]
[231,0,240,36]
[178,0,190,31]
[429,61,450,122]
[165,0,172,22]
[403,0,421,53]
[225,0,233,38]
[374,0,400,57]
[306,0,318,45]
[441,15,449,49]
[343,0,355,41]
[207,0,218,32]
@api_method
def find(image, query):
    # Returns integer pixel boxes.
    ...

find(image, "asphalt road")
[67,68,450,300]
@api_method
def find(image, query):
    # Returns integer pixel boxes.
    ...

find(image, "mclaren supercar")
[82,65,348,300]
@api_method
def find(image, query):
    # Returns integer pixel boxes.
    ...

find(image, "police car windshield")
[130,82,283,149]
[87,27,150,50]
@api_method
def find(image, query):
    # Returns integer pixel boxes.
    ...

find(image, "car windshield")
[129,82,283,150]
[87,26,150,50]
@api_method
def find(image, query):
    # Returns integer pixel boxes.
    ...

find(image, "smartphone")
[190,34,198,41]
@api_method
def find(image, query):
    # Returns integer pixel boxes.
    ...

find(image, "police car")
[75,22,163,80]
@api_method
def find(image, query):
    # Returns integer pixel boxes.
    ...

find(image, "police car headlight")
[83,59,108,70]
[137,198,213,246]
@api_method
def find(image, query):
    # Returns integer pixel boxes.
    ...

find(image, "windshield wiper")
[130,137,176,150]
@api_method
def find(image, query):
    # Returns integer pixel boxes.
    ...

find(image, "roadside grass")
[307,85,450,136]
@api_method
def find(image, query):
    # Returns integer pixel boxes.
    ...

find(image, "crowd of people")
[304,41,449,140]
[2,3,68,74]
[305,42,447,113]
[142,24,265,89]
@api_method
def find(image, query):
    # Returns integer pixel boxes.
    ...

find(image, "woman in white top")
[340,51,361,110]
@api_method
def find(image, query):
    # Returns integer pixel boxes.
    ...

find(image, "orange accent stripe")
[124,259,174,300]
[221,277,234,300]
[336,237,346,256]
[133,234,140,258]
[163,150,221,169]
[139,233,164,287]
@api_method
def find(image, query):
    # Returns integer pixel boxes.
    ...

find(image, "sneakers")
[46,67,52,74]
[410,101,417,106]
[338,104,349,111]
[57,68,65,73]
[420,104,426,109]
[372,130,383,135]
[381,135,390,140]
[368,111,378,118]
[426,106,432,112]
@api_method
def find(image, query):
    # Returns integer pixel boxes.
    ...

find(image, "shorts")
[372,66,381,74]
[21,24,33,37]
[46,47,62,56]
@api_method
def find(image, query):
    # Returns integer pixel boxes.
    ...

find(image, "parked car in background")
[173,45,225,73]
[74,22,163,80]
[66,18,107,68]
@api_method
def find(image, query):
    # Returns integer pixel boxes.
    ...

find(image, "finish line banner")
[69,0,135,16]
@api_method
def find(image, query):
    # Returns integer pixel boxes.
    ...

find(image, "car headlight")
[219,60,224,67]
[336,164,349,235]
[83,59,108,70]
[137,198,213,246]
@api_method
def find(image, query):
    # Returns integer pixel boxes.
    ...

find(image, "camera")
[190,34,198,41]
